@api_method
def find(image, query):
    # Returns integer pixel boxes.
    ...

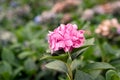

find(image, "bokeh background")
[0,0,120,80]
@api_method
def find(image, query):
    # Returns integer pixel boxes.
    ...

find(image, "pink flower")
[48,24,85,53]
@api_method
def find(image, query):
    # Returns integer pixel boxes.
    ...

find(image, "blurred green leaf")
[106,70,120,80]
[0,61,12,80]
[71,47,89,60]
[82,46,96,60]
[70,59,82,71]
[118,72,120,77]
[30,39,47,48]
[45,60,68,73]
[24,58,37,75]
[103,42,116,55]
[13,66,23,78]
[83,38,95,47]
[95,75,105,80]
[110,60,120,71]
[87,70,101,79]
[83,62,115,70]
[74,70,93,80]
[1,48,18,67]
[18,51,34,59]
[40,54,68,62]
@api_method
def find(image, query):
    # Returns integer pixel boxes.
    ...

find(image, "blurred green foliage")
[0,0,120,80]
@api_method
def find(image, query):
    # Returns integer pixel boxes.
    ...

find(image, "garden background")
[0,0,120,80]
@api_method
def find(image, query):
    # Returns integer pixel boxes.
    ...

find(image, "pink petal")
[65,40,73,46]
[73,24,78,29]
[58,41,65,48]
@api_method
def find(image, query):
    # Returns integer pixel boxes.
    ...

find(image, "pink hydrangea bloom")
[48,24,85,53]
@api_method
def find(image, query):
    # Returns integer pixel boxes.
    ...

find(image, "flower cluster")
[52,0,80,13]
[34,0,80,24]
[95,18,120,38]
[82,1,120,20]
[48,24,85,53]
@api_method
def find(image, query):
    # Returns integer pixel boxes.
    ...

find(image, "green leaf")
[18,51,34,59]
[83,62,115,70]
[82,46,96,60]
[24,58,37,75]
[71,47,88,59]
[106,70,120,80]
[82,38,95,47]
[74,70,93,80]
[40,54,68,62]
[45,60,68,73]
[0,61,12,80]
[110,60,120,71]
[103,42,116,55]
[88,70,101,79]
[1,48,18,67]
[95,75,105,80]
[118,72,120,77]
[13,66,23,78]
[30,39,47,48]
[70,59,82,71]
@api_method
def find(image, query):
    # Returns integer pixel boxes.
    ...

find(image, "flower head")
[95,18,120,38]
[48,24,85,53]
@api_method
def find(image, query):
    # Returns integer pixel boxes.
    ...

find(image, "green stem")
[67,52,72,62]
[67,64,73,80]
[67,73,72,80]
[66,52,73,80]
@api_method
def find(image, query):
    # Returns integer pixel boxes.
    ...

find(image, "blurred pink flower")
[48,24,85,53]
